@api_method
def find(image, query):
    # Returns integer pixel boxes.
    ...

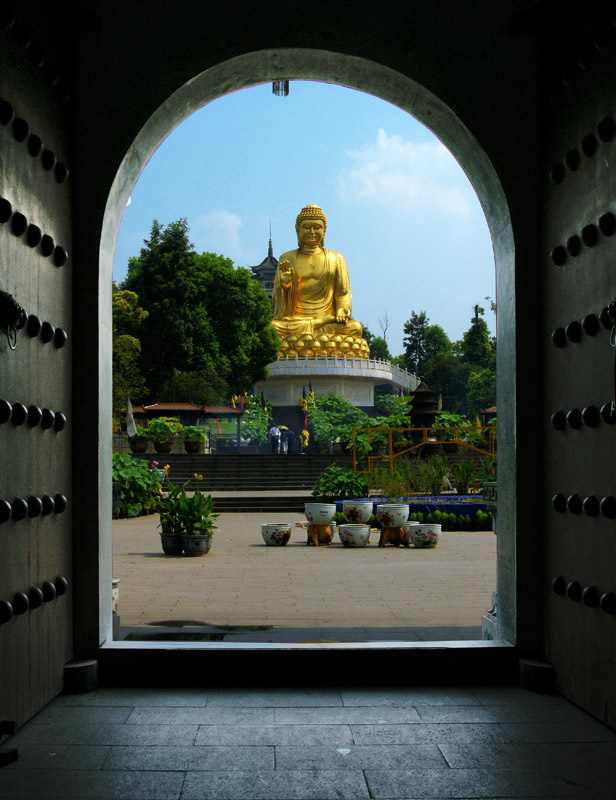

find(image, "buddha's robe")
[271,248,362,337]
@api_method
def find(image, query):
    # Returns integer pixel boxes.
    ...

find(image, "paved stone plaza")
[112,513,497,642]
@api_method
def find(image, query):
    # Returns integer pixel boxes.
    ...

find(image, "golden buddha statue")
[271,205,370,359]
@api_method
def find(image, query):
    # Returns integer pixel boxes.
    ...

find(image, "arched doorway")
[93,49,519,669]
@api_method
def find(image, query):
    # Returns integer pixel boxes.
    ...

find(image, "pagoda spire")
[268,221,273,258]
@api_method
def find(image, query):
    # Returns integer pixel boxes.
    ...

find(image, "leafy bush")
[312,465,368,501]
[112,452,161,518]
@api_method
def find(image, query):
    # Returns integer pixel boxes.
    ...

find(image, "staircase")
[131,453,352,512]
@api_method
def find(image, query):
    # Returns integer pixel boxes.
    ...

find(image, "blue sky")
[113,81,496,356]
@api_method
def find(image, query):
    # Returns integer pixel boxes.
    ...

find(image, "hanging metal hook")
[0,290,27,351]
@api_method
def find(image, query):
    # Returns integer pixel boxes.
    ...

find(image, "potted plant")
[182,425,207,453]
[128,425,152,454]
[156,473,188,555]
[157,468,218,556]
[178,489,218,556]
[427,454,450,495]
[451,457,476,495]
[149,416,183,453]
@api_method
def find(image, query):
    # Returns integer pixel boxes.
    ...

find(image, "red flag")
[303,411,308,430]
[240,395,244,411]
[216,419,221,434]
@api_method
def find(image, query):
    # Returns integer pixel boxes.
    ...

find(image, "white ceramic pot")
[376,503,410,527]
[304,503,337,524]
[410,523,441,548]
[342,500,373,523]
[338,524,371,548]
[261,523,292,546]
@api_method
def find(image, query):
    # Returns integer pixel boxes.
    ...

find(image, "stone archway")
[98,49,516,654]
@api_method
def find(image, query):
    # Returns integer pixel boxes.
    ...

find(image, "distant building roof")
[129,403,243,418]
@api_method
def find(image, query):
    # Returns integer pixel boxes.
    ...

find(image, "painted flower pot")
[160,532,183,555]
[338,524,371,548]
[410,523,441,548]
[181,534,212,556]
[304,503,336,524]
[376,503,409,527]
[342,500,373,523]
[261,523,292,546]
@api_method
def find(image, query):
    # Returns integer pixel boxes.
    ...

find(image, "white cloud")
[338,129,473,217]
[193,209,256,265]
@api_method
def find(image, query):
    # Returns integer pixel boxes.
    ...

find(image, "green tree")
[460,305,493,369]
[112,289,148,412]
[158,368,228,406]
[370,335,391,360]
[360,322,374,347]
[112,334,148,412]
[466,367,496,417]
[423,351,473,413]
[424,324,451,364]
[122,219,279,396]
[402,310,429,373]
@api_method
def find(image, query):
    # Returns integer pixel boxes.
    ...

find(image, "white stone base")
[254,357,418,408]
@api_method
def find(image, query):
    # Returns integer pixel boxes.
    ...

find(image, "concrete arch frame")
[81,48,534,677]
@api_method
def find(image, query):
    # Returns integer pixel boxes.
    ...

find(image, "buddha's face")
[298,219,325,247]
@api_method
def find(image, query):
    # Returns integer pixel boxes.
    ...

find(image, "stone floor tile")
[364,766,603,798]
[126,706,275,726]
[103,744,273,771]
[52,688,208,707]
[438,740,616,770]
[0,769,184,799]
[414,702,595,724]
[180,769,370,799]
[350,720,616,745]
[205,688,343,707]
[10,722,199,746]
[341,687,480,706]
[274,706,422,725]
[274,743,448,770]
[194,723,353,746]
[2,744,110,770]
[28,705,134,725]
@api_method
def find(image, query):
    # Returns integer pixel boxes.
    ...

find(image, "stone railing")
[268,355,418,388]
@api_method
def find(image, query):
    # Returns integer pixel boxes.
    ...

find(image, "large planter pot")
[304,503,336,524]
[154,440,173,454]
[338,523,371,548]
[410,523,441,548]
[342,500,373,523]
[184,440,204,454]
[160,532,183,555]
[376,503,410,527]
[421,442,439,456]
[181,534,212,556]
[442,442,458,454]
[129,440,148,453]
[456,483,469,495]
[261,523,292,546]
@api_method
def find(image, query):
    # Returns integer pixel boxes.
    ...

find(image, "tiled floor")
[2,685,615,798]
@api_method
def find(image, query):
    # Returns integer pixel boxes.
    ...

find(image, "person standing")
[286,429,295,454]
[269,423,280,454]
[281,429,288,454]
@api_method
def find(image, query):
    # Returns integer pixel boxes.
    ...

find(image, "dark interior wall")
[539,6,616,727]
[71,0,543,662]
[0,4,73,727]
[8,0,616,730]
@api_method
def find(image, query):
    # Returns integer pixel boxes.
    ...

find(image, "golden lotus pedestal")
[278,332,370,360]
